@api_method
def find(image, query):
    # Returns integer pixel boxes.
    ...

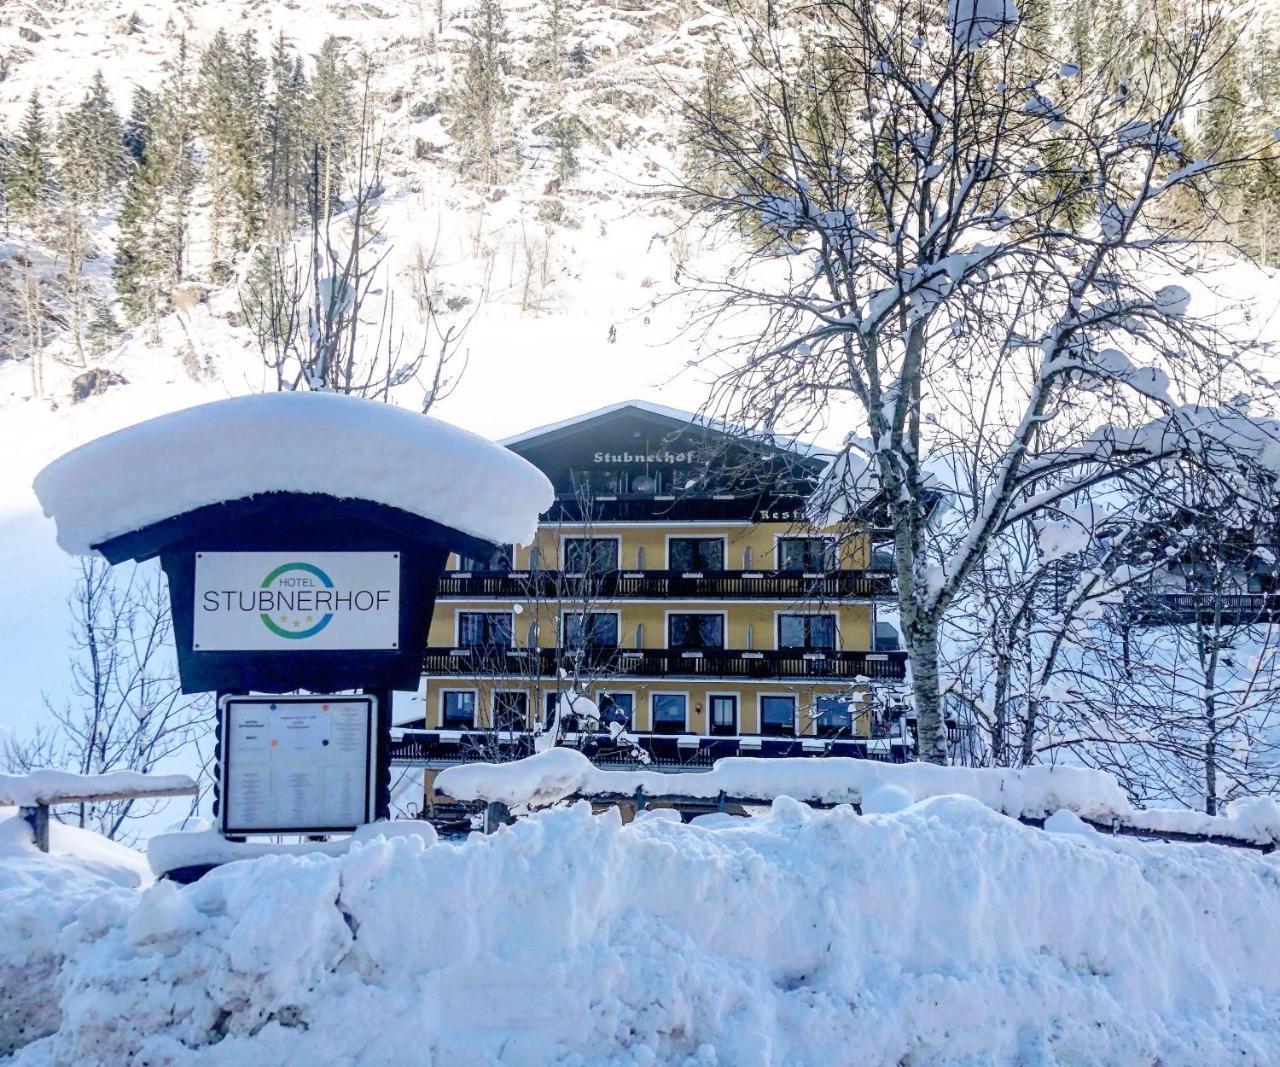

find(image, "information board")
[194,552,401,652]
[219,694,377,835]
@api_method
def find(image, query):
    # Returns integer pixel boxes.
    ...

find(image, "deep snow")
[5,798,1280,1066]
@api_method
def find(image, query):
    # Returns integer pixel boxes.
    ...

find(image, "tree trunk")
[909,618,948,764]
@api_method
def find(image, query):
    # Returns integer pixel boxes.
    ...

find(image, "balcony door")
[668,537,725,571]
[709,694,738,736]
[668,613,725,651]
[777,613,837,651]
[778,537,836,572]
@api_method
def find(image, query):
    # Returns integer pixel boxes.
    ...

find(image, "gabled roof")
[500,400,829,460]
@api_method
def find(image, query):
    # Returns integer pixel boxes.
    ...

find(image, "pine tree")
[86,297,119,358]
[56,71,124,212]
[265,34,310,234]
[308,36,354,221]
[114,46,197,329]
[452,0,513,185]
[198,30,267,268]
[7,90,53,229]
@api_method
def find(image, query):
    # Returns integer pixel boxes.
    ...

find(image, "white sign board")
[219,695,377,834]
[194,552,400,652]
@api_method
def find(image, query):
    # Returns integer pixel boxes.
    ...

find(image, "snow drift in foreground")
[8,800,1280,1066]
[0,813,149,1055]
[33,392,555,553]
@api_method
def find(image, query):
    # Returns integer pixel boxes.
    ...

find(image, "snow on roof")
[33,392,555,555]
[500,399,829,459]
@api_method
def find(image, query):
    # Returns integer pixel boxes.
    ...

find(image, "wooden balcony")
[389,729,913,770]
[422,646,909,681]
[1127,592,1280,626]
[437,568,895,601]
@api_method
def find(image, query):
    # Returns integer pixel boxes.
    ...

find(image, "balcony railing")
[1128,591,1280,625]
[389,729,914,770]
[437,568,895,601]
[422,646,909,681]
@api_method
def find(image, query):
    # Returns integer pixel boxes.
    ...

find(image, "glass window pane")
[816,697,852,729]
[669,614,723,649]
[811,615,836,650]
[761,696,795,732]
[494,691,527,729]
[443,691,476,728]
[567,613,618,648]
[565,538,618,572]
[653,694,687,726]
[670,538,724,570]
[459,612,511,647]
[599,692,633,729]
[778,615,806,648]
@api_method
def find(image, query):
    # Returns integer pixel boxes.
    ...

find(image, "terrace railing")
[422,646,908,681]
[437,568,895,600]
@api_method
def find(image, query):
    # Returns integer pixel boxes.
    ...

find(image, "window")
[778,537,836,572]
[652,693,687,734]
[778,614,836,651]
[599,692,634,730]
[564,612,620,649]
[760,695,796,736]
[709,695,738,736]
[870,542,895,570]
[442,691,476,729]
[668,537,725,571]
[458,611,513,648]
[493,691,528,731]
[815,696,854,738]
[563,537,619,573]
[668,613,725,650]
[457,544,514,572]
[874,621,900,652]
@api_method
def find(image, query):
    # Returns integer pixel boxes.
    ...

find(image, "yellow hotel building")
[391,402,910,772]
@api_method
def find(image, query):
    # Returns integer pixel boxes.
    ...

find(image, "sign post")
[33,392,553,878]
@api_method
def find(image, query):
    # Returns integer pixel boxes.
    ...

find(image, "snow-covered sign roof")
[500,399,829,460]
[34,392,555,555]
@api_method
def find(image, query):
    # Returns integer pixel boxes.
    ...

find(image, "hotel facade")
[391,402,911,776]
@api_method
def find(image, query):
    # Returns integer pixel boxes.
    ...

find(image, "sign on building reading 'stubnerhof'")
[219,694,378,835]
[194,551,401,652]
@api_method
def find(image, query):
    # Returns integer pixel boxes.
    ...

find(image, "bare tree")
[677,0,1279,762]
[2,559,212,842]
[241,60,477,409]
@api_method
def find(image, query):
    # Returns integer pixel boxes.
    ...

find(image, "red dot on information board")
[271,739,278,747]
[322,704,330,711]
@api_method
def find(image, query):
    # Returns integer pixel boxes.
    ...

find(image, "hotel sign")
[194,551,401,652]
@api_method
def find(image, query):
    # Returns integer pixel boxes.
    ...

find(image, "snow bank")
[0,770,197,807]
[33,392,555,554]
[147,820,437,876]
[10,800,1280,1065]
[0,812,148,1056]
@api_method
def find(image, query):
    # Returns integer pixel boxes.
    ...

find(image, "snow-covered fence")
[434,750,1280,852]
[0,771,198,852]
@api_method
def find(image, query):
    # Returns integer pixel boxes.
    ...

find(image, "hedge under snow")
[434,748,1280,845]
[33,392,555,553]
[6,800,1280,1065]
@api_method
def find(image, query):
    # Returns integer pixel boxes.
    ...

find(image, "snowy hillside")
[0,0,748,738]
[5,799,1280,1064]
